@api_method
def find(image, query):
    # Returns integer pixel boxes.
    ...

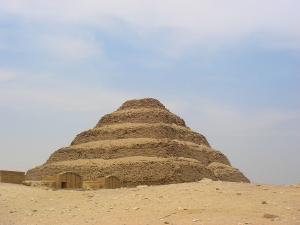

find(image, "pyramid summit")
[26,98,249,187]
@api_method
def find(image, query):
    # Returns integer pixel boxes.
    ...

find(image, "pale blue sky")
[0,0,299,184]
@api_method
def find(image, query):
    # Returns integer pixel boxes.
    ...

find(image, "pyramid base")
[26,156,249,186]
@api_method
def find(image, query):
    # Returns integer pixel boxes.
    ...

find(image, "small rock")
[164,221,169,224]
[177,207,188,210]
[261,201,267,204]
[216,188,220,190]
[263,213,279,219]
[9,210,16,213]
[132,207,140,210]
[32,209,38,212]
[236,193,242,195]
[192,218,200,222]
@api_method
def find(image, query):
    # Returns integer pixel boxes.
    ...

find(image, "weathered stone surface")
[48,139,227,164]
[27,157,217,186]
[96,108,186,127]
[71,123,209,146]
[207,162,249,183]
[0,170,25,184]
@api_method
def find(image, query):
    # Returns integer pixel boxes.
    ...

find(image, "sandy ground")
[0,180,299,225]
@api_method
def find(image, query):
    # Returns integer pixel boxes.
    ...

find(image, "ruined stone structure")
[0,170,25,184]
[56,172,82,189]
[26,98,249,187]
[83,176,121,190]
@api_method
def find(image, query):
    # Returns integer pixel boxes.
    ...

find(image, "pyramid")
[26,98,249,186]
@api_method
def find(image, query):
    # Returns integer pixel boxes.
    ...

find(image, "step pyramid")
[26,98,249,186]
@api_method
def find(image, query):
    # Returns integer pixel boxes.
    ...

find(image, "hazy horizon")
[0,0,299,184]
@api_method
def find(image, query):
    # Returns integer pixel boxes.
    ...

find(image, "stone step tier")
[49,138,228,164]
[96,108,186,127]
[26,156,249,186]
[71,123,209,146]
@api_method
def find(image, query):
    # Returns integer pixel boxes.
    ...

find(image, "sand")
[1,181,299,225]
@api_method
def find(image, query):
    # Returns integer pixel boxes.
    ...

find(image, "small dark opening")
[61,182,67,189]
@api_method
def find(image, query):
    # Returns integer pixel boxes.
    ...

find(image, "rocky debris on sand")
[263,213,279,219]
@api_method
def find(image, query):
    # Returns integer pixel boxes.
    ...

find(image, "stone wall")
[82,176,121,189]
[83,180,104,189]
[0,170,25,184]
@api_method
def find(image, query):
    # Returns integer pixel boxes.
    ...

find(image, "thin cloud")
[39,34,101,61]
[170,98,300,138]
[0,69,17,81]
[0,0,299,50]
[0,73,132,112]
